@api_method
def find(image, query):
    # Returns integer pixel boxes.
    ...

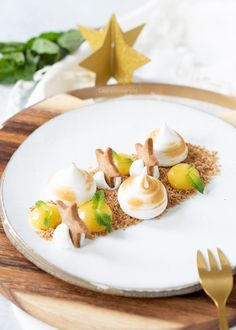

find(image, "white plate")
[1,97,236,297]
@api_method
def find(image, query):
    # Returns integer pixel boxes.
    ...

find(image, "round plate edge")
[2,83,236,298]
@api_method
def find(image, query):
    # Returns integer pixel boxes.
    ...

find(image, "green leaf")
[25,37,37,49]
[0,28,84,84]
[4,52,25,66]
[36,201,53,228]
[35,200,48,211]
[0,57,17,84]
[122,157,133,164]
[15,62,36,81]
[0,52,34,84]
[31,38,60,55]
[112,150,133,164]
[187,170,205,194]
[112,150,120,162]
[35,200,48,210]
[95,210,112,232]
[44,209,53,227]
[58,30,83,53]
[40,31,63,42]
[188,163,195,171]
[0,42,24,54]
[25,48,39,65]
[44,217,50,227]
[92,190,105,209]
[37,49,64,70]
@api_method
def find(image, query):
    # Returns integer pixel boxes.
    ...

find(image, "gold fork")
[197,248,233,330]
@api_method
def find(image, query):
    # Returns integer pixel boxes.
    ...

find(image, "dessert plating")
[29,124,219,249]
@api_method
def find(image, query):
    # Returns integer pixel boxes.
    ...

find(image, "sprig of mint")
[112,150,120,162]
[187,164,205,194]
[35,200,52,227]
[112,150,133,164]
[0,29,84,84]
[43,215,51,227]
[95,210,112,233]
[35,200,48,210]
[92,190,105,209]
[92,190,113,232]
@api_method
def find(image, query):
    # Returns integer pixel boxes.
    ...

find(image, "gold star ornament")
[78,15,150,85]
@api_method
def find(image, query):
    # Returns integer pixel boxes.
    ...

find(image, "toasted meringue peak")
[48,163,96,206]
[117,173,168,220]
[149,123,188,167]
[93,171,121,190]
[129,159,160,179]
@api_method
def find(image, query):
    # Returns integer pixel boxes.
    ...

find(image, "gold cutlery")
[197,248,233,330]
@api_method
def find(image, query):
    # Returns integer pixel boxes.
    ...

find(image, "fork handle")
[217,303,228,330]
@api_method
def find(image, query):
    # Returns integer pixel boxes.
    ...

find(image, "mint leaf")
[15,62,36,81]
[112,150,120,162]
[35,200,48,211]
[122,157,133,164]
[95,210,112,232]
[188,164,195,171]
[0,52,35,84]
[0,57,17,84]
[37,52,62,69]
[4,52,25,66]
[25,37,37,49]
[187,171,205,194]
[40,32,63,42]
[0,42,24,54]
[92,191,112,232]
[31,38,60,55]
[36,201,53,228]
[44,208,53,227]
[25,48,39,63]
[112,150,133,164]
[92,190,105,209]
[58,30,83,53]
[0,28,84,84]
[44,217,50,227]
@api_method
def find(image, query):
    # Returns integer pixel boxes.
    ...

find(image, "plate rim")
[0,166,201,298]
[1,83,236,298]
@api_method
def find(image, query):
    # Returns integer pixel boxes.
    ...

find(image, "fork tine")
[197,250,208,272]
[217,248,232,271]
[207,249,219,270]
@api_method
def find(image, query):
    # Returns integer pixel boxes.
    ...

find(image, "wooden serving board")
[1,83,236,329]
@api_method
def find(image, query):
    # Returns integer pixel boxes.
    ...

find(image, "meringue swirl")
[48,163,96,206]
[149,123,188,167]
[117,174,168,220]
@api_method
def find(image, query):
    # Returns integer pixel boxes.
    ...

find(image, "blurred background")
[1,0,236,123]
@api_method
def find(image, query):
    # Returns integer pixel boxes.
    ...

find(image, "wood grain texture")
[1,85,236,329]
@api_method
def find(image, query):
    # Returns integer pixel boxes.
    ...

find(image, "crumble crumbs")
[38,143,219,241]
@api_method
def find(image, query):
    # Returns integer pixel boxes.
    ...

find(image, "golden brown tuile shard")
[95,147,120,187]
[135,138,159,176]
[56,201,87,247]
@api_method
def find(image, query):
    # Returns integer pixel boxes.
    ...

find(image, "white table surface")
[1,0,236,329]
